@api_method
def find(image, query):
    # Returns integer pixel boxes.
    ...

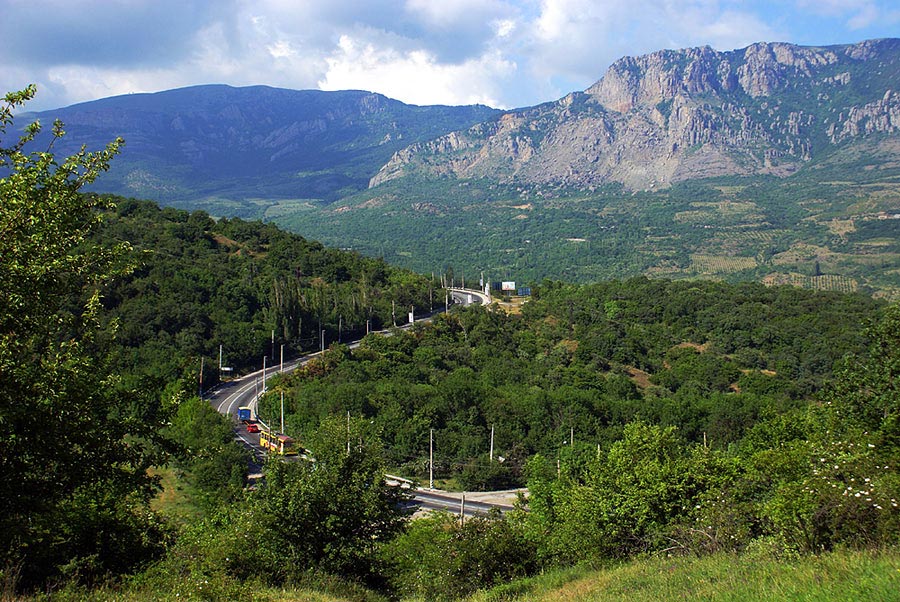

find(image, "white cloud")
[44,65,190,103]
[794,0,890,29]
[267,41,299,60]
[496,19,517,38]
[405,0,505,26]
[846,4,879,29]
[2,0,897,113]
[522,0,781,87]
[319,35,516,107]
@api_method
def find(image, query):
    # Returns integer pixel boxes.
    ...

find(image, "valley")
[4,34,900,601]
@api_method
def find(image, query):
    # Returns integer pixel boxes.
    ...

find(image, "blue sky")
[2,0,898,112]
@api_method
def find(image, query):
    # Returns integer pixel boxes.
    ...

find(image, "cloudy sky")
[3,0,899,112]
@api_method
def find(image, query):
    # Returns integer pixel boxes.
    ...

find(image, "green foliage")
[522,304,900,566]
[0,87,168,589]
[384,512,538,601]
[165,395,250,506]
[270,278,880,491]
[524,423,731,563]
[279,167,900,300]
[260,415,409,582]
[91,197,436,401]
[158,415,408,591]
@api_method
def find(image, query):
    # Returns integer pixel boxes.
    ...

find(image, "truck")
[237,406,252,422]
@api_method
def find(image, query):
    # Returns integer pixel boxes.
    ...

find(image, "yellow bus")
[259,427,298,456]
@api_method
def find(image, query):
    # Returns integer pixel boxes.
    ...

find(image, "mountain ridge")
[24,84,500,214]
[370,38,900,191]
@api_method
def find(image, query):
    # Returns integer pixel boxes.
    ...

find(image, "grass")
[147,465,205,526]
[470,548,900,602]
[26,548,900,601]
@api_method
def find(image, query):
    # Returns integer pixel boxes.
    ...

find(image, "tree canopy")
[0,86,166,587]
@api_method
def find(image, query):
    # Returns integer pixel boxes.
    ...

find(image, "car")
[246,423,260,433]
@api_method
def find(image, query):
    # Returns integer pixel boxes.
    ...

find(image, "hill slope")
[26,84,499,217]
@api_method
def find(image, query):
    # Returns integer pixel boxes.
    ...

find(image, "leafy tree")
[524,422,730,563]
[385,511,537,601]
[165,394,250,506]
[250,415,407,584]
[0,87,166,587]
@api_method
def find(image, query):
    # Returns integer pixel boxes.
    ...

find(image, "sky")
[2,0,899,112]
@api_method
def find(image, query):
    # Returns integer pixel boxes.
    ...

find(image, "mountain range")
[21,38,900,298]
[25,85,499,215]
[372,38,900,190]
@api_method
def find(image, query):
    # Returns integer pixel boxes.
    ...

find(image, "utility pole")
[347,411,351,456]
[280,344,284,374]
[338,314,342,343]
[262,356,267,394]
[459,494,466,526]
[271,329,275,361]
[392,300,396,327]
[320,329,325,353]
[489,425,494,463]
[199,356,204,397]
[280,391,285,433]
[429,428,434,489]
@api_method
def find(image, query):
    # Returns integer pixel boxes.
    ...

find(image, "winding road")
[205,288,520,516]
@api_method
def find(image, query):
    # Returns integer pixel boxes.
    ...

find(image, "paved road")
[206,288,518,516]
[409,489,519,517]
[449,287,491,307]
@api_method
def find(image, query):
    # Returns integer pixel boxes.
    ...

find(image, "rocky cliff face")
[370,38,900,190]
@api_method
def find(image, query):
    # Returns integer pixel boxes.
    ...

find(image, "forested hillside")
[4,86,899,601]
[94,198,436,402]
[255,288,900,600]
[280,167,900,300]
[1,85,436,593]
[263,278,884,490]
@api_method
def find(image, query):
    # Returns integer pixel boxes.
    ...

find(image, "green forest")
[2,87,899,600]
[277,168,900,301]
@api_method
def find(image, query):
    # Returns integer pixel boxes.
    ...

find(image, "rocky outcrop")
[828,90,900,142]
[370,38,900,191]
